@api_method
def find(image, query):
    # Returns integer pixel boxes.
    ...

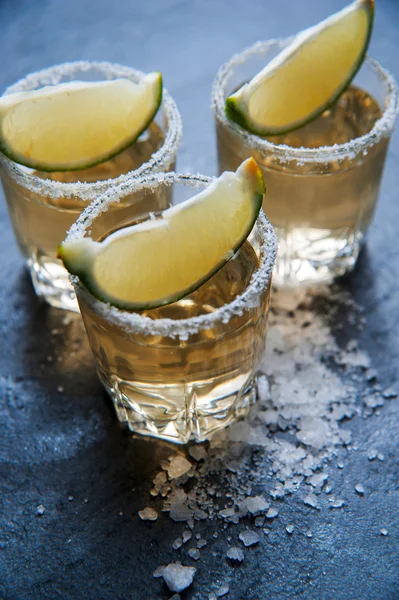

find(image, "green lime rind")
[0,73,163,172]
[58,168,265,312]
[225,0,374,137]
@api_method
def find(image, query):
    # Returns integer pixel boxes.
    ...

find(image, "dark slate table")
[1,1,398,599]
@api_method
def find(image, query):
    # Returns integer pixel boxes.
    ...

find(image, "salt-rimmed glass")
[65,171,277,444]
[0,61,182,311]
[213,39,399,286]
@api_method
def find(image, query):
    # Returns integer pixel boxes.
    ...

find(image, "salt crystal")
[170,595,181,600]
[308,472,328,488]
[216,583,230,597]
[263,528,270,535]
[219,507,235,519]
[266,507,279,519]
[380,528,388,536]
[239,530,260,547]
[329,499,345,508]
[304,493,318,509]
[197,539,207,548]
[188,548,200,560]
[365,394,384,409]
[170,502,193,522]
[68,495,73,502]
[182,531,192,544]
[172,537,183,550]
[354,484,365,495]
[245,495,270,515]
[255,516,265,527]
[138,507,158,521]
[167,456,192,479]
[377,453,385,461]
[208,594,217,600]
[226,547,244,562]
[367,448,378,461]
[57,385,64,393]
[306,530,313,538]
[162,563,196,593]
[153,565,166,578]
[382,387,397,399]
[286,525,295,534]
[36,504,45,516]
[188,445,207,462]
[296,418,330,450]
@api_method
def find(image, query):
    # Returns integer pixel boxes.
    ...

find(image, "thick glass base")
[272,227,362,287]
[98,369,259,444]
[28,253,79,312]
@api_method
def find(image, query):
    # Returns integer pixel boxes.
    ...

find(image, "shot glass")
[66,171,277,444]
[0,61,182,311]
[213,39,398,286]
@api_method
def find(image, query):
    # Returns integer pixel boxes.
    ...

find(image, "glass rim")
[0,60,182,200]
[67,170,278,339]
[212,38,399,164]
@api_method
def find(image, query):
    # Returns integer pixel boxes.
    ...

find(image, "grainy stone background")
[0,1,398,598]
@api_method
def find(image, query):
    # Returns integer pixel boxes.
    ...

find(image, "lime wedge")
[226,0,374,136]
[58,158,265,310]
[0,73,162,171]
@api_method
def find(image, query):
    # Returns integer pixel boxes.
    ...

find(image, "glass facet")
[213,39,398,286]
[0,61,182,311]
[67,172,278,444]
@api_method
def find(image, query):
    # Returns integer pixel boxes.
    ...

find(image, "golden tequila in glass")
[0,62,182,311]
[213,39,398,285]
[67,172,277,444]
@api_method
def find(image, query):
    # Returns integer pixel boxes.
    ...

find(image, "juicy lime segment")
[0,73,162,171]
[226,0,374,136]
[58,158,265,310]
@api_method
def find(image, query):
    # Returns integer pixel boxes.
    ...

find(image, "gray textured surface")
[1,1,398,599]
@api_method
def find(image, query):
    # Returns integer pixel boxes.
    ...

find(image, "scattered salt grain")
[304,493,318,509]
[153,565,166,578]
[162,562,196,593]
[188,548,200,561]
[266,507,279,519]
[308,472,328,488]
[286,525,295,534]
[382,387,397,399]
[188,445,208,462]
[216,583,230,596]
[182,531,192,544]
[245,495,270,515]
[36,505,45,516]
[255,516,265,527]
[169,502,192,522]
[172,537,183,550]
[367,448,378,461]
[138,507,158,521]
[197,539,207,549]
[354,484,365,495]
[377,453,385,462]
[329,499,345,509]
[380,528,388,536]
[226,547,244,563]
[239,530,260,547]
[166,456,192,479]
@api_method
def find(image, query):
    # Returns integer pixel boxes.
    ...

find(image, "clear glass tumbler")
[66,171,278,444]
[213,39,398,286]
[0,61,182,311]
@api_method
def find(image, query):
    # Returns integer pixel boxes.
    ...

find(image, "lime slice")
[226,0,374,136]
[0,73,162,171]
[58,158,265,311]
